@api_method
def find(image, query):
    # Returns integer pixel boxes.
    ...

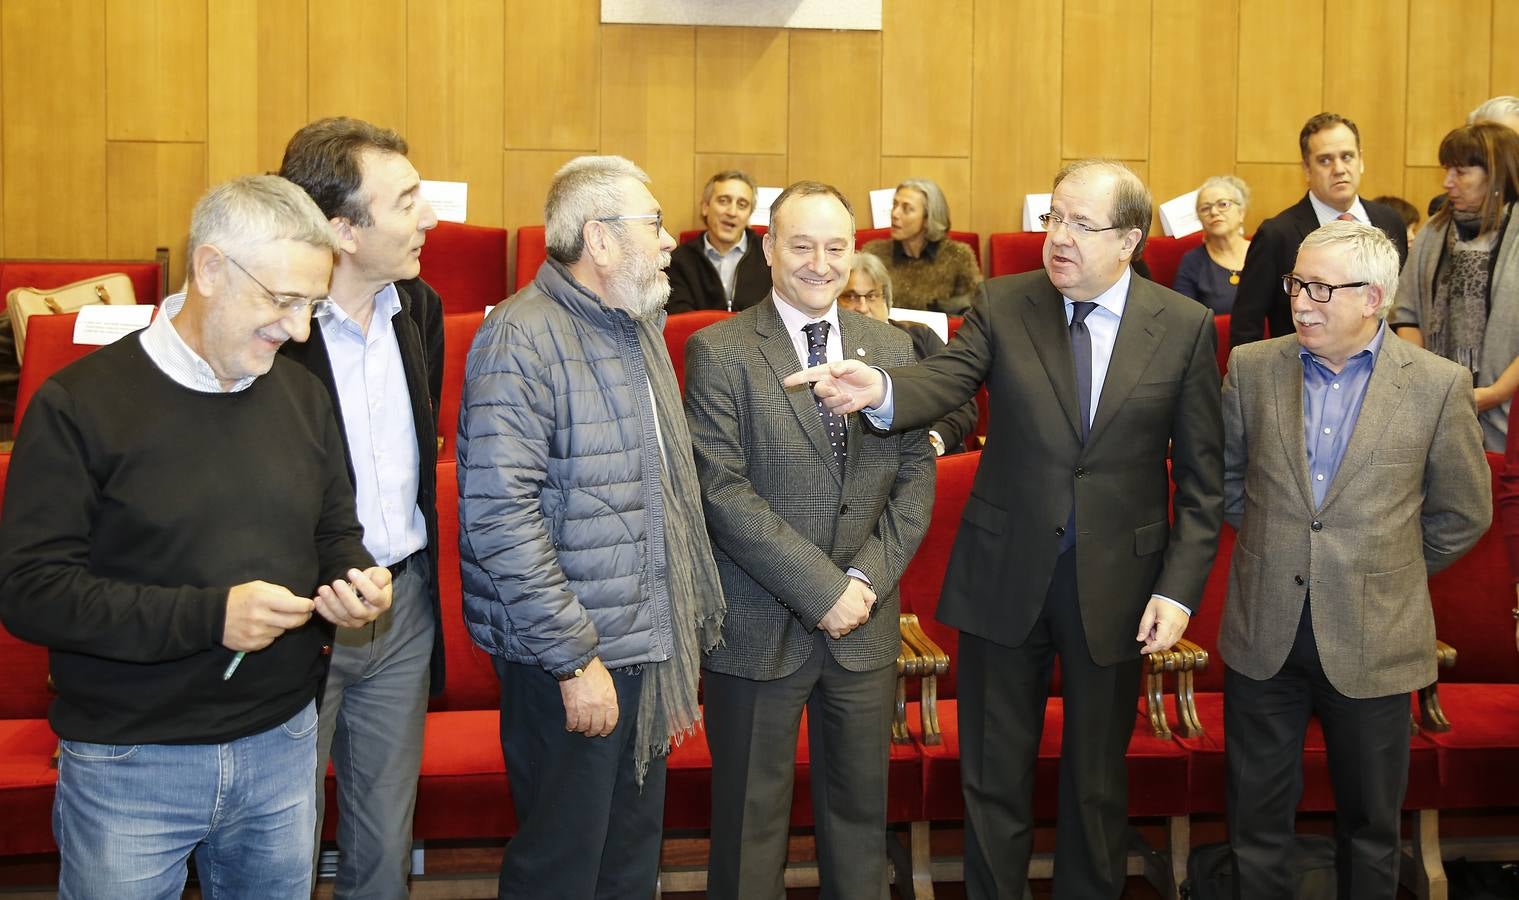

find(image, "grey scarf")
[632,316,725,784]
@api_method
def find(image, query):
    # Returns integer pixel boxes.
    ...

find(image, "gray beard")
[607,250,672,321]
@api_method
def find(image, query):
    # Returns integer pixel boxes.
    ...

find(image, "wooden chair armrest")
[898,613,945,745]
[1434,639,1456,669]
[900,613,949,675]
[1415,639,1457,733]
[894,633,919,744]
[1167,637,1208,738]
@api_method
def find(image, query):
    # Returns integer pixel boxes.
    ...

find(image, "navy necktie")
[1062,301,1098,553]
[802,321,847,469]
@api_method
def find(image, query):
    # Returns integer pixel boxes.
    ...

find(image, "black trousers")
[1225,601,1411,900]
[703,630,896,900]
[493,658,665,900]
[958,548,1143,900]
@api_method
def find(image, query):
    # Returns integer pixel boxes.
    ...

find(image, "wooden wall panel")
[689,154,789,222]
[1325,0,1407,201]
[207,0,308,184]
[106,142,204,286]
[1494,2,1519,98]
[503,148,591,286]
[788,30,881,217]
[1236,162,1307,234]
[694,28,788,156]
[881,0,973,157]
[1062,0,1151,161]
[307,0,407,131]
[878,158,972,233]
[1403,167,1444,217]
[1236,0,1322,163]
[407,0,505,227]
[968,0,1061,238]
[106,0,206,142]
[1148,0,1238,207]
[504,0,600,150]
[1405,0,1490,167]
[3,0,107,257]
[600,26,696,233]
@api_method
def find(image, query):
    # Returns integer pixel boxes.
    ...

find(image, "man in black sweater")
[664,169,772,313]
[0,175,392,900]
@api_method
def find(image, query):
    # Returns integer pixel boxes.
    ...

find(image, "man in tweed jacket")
[684,181,935,900]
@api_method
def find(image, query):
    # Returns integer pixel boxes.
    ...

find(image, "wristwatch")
[556,663,588,681]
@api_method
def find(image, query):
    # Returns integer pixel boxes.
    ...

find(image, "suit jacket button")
[1294,575,1305,586]
[1054,526,1066,537]
[839,504,849,515]
[1075,467,1088,478]
[320,644,332,656]
[1311,520,1323,532]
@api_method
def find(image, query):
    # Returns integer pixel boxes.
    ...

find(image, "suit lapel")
[1272,339,1315,511]
[1022,283,1083,439]
[1318,336,1410,512]
[756,298,844,483]
[391,286,436,465]
[1088,280,1165,445]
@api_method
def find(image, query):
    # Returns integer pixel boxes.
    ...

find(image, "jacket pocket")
[1361,558,1431,672]
[1129,379,1180,401]
[1134,520,1168,557]
[961,493,1007,535]
[1370,448,1422,466]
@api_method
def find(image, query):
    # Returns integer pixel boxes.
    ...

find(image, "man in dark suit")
[278,117,446,899]
[1230,112,1409,348]
[789,160,1224,898]
[1222,222,1489,898]
[664,170,772,313]
[684,181,935,900]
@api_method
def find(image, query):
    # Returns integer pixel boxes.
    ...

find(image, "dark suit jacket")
[664,228,772,314]
[892,319,978,452]
[887,271,1224,666]
[1229,194,1410,347]
[280,277,447,690]
[684,299,935,680]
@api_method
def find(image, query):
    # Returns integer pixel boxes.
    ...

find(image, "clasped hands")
[222,567,394,652]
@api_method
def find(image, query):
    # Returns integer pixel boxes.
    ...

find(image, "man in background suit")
[665,170,772,313]
[1221,221,1489,898]
[788,159,1224,898]
[1230,112,1409,348]
[279,116,445,900]
[684,180,935,900]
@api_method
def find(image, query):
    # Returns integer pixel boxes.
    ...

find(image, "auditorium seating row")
[1,445,1516,898]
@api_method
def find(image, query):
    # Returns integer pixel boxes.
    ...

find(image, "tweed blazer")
[1220,332,1491,698]
[684,297,936,680]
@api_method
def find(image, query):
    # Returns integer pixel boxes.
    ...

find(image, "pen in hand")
[222,651,245,681]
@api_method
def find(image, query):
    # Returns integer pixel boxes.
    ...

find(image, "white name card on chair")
[869,188,894,229]
[747,186,784,228]
[420,181,469,223]
[887,307,949,344]
[1022,194,1052,232]
[1159,190,1202,237]
[73,304,153,346]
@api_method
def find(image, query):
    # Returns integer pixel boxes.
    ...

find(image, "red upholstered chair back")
[438,312,485,458]
[986,232,1046,277]
[1430,451,1519,684]
[0,255,168,313]
[1141,232,1206,289]
[899,450,981,698]
[418,221,508,314]
[1183,521,1236,694]
[855,228,981,266]
[514,226,547,292]
[664,310,733,392]
[428,458,502,711]
[676,225,766,245]
[15,313,102,434]
[0,452,53,720]
[942,315,989,449]
[1213,314,1231,377]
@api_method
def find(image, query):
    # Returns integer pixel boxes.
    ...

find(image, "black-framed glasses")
[596,212,663,234]
[224,254,324,314]
[838,290,883,304]
[1281,274,1369,304]
[1196,199,1238,215]
[1038,212,1122,236]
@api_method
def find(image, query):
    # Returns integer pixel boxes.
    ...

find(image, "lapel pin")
[855,347,866,357]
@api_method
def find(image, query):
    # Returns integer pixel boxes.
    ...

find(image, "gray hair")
[849,251,894,307]
[897,178,952,242]
[1297,220,1400,319]
[1053,159,1152,257]
[701,169,757,204]
[187,175,337,276]
[544,155,650,265]
[1469,95,1519,125]
[1197,174,1250,211]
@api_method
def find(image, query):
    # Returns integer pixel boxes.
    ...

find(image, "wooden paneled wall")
[2,0,1515,287]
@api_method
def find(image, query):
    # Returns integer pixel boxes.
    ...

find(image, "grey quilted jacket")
[456,258,674,676]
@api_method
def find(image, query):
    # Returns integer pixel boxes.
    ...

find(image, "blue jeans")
[54,700,319,900]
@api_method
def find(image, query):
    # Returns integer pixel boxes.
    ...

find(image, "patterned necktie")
[801,321,847,469]
[1062,301,1097,554]
[1336,212,1356,222]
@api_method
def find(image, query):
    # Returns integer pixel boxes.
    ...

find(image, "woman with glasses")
[862,178,981,313]
[1392,122,1519,451]
[1172,175,1251,315]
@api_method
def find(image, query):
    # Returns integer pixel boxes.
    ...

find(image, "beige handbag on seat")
[6,273,135,362]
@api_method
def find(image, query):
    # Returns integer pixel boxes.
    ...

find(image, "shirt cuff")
[1153,593,1192,616]
[863,368,895,430]
[847,567,870,585]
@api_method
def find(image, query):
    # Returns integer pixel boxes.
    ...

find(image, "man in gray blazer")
[1221,221,1491,898]
[684,181,935,900]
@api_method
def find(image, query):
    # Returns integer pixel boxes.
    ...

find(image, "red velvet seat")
[514,226,547,292]
[1141,233,1205,290]
[986,232,1045,278]
[855,228,981,267]
[663,310,732,392]
[437,312,485,458]
[418,221,508,314]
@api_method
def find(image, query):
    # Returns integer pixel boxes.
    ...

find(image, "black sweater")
[0,337,374,744]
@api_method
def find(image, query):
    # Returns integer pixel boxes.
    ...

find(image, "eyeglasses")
[1281,274,1368,304]
[224,255,324,314]
[838,290,883,304]
[1196,199,1238,215]
[1038,212,1122,236]
[596,212,663,235]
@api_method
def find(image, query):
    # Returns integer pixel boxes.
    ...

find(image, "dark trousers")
[1225,602,1410,900]
[493,658,665,900]
[703,631,896,900]
[958,548,1143,900]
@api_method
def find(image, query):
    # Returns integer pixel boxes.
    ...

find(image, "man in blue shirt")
[1219,221,1490,898]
